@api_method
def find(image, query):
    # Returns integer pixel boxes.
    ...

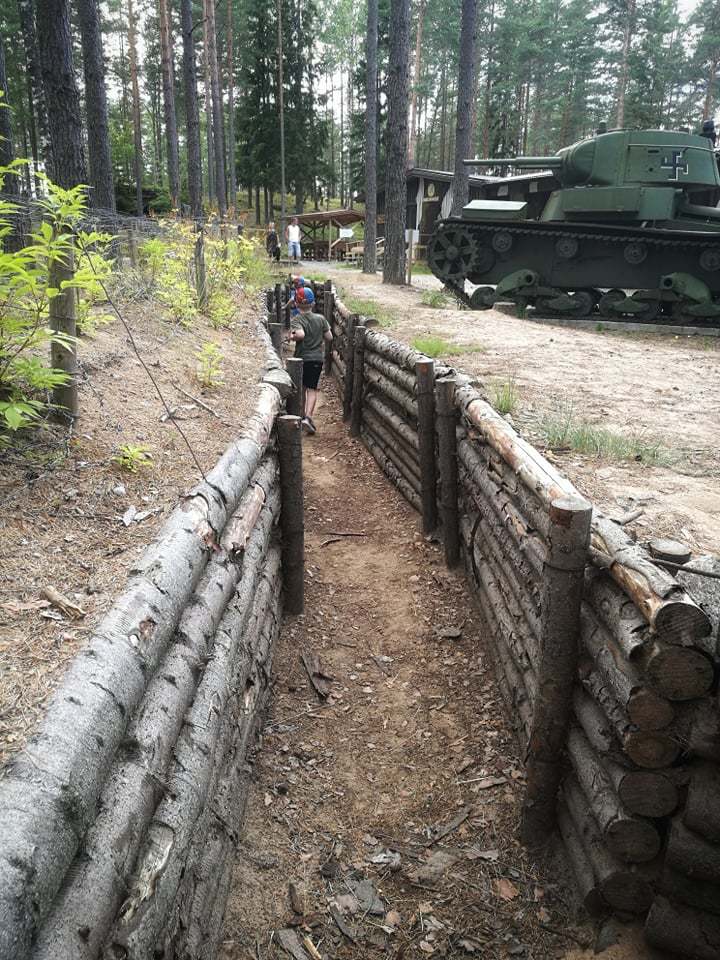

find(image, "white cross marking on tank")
[660,149,688,180]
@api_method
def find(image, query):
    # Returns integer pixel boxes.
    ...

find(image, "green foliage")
[491,378,519,415]
[419,290,451,309]
[0,168,114,439]
[340,293,396,327]
[412,335,484,357]
[113,443,153,472]
[195,341,224,388]
[540,404,667,463]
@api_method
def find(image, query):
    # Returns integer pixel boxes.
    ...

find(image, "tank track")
[433,219,720,326]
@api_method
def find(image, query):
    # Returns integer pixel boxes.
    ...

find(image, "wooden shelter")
[293,209,364,260]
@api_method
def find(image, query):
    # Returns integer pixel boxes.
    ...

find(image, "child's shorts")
[303,360,323,390]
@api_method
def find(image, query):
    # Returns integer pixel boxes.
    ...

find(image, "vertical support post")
[274,283,283,326]
[323,285,335,376]
[286,357,304,418]
[49,234,79,421]
[407,229,414,285]
[284,297,291,331]
[128,228,138,268]
[194,228,207,309]
[435,376,459,567]
[520,495,593,847]
[278,415,304,615]
[350,326,367,438]
[265,288,274,313]
[269,322,283,358]
[342,313,358,421]
[415,358,438,533]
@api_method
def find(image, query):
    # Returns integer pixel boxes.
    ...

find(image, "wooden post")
[266,287,274,313]
[269,322,283,358]
[435,376,460,567]
[278,415,304,615]
[350,326,367,438]
[128,228,138,268]
[407,229,414,285]
[342,313,358,421]
[415,358,438,533]
[520,495,593,847]
[274,283,283,326]
[194,229,207,309]
[323,285,335,376]
[286,357,304,418]
[284,297,291,331]
[49,236,79,421]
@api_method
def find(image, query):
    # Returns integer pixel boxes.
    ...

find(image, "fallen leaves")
[495,877,520,901]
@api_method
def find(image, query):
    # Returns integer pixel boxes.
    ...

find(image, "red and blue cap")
[295,286,315,306]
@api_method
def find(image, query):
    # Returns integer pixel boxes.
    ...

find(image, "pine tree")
[363,0,378,273]
[181,0,202,217]
[17,0,53,184]
[450,0,478,215]
[127,0,144,214]
[77,0,116,211]
[383,0,410,285]
[159,0,180,209]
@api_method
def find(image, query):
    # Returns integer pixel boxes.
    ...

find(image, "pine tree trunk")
[615,0,636,128]
[450,0,478,216]
[77,0,115,211]
[158,0,180,210]
[704,57,718,120]
[18,0,53,183]
[439,63,447,168]
[226,0,237,214]
[203,31,214,202]
[127,0,144,215]
[181,0,202,218]
[407,0,425,166]
[204,0,227,215]
[383,0,410,285]
[36,0,87,189]
[363,0,378,274]
[0,38,17,192]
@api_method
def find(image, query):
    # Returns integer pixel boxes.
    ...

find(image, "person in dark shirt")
[288,286,332,433]
[266,222,280,261]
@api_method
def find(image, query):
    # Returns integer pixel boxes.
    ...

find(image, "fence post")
[274,283,283,325]
[435,376,460,567]
[323,284,335,376]
[286,357,304,418]
[49,235,79,421]
[265,288,274,314]
[269,322,283,358]
[350,326,367,438]
[127,228,139,268]
[278,415,304,615]
[342,313,358,421]
[194,228,207,310]
[415,358,438,533]
[520,495,593,847]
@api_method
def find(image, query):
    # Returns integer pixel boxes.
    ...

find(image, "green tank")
[427,129,720,323]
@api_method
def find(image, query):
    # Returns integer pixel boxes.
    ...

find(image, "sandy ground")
[324,263,720,559]
[221,383,664,960]
[0,294,263,766]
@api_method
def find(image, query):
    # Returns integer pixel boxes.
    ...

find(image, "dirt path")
[322,263,720,557]
[220,383,654,960]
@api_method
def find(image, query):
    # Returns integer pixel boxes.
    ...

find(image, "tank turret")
[426,128,720,326]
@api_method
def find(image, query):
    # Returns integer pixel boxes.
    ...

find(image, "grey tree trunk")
[226,0,237,213]
[181,0,202,218]
[159,0,180,210]
[362,0,378,274]
[36,0,87,188]
[203,0,227,216]
[407,0,425,166]
[77,0,116,211]
[127,0,144,215]
[0,37,17,189]
[450,0,478,216]
[383,0,411,285]
[17,0,53,183]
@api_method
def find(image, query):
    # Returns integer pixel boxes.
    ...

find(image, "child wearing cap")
[288,286,332,434]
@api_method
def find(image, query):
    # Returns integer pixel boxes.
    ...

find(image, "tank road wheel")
[491,231,513,253]
[624,242,648,265]
[428,226,479,282]
[555,237,579,260]
[599,289,625,318]
[630,292,660,322]
[569,289,596,318]
[470,286,496,310]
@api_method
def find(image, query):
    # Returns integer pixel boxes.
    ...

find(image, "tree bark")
[363,0,378,274]
[76,0,115,211]
[36,0,87,188]
[556,802,604,915]
[127,0,144,215]
[684,761,720,843]
[646,896,720,959]
[450,0,478,216]
[667,816,720,883]
[158,0,180,210]
[660,868,720,918]
[181,0,202,218]
[407,0,425,167]
[226,0,237,213]
[18,0,53,182]
[0,38,17,193]
[615,0,636,128]
[203,0,227,216]
[383,0,411,285]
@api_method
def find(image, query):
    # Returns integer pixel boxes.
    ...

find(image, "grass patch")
[491,378,519,415]
[420,290,451,309]
[341,293,397,327]
[410,261,433,276]
[411,336,484,358]
[539,405,669,464]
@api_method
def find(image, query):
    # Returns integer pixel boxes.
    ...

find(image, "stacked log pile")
[324,282,720,956]
[0,318,292,960]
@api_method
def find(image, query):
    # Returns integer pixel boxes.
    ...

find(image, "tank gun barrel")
[463,156,563,168]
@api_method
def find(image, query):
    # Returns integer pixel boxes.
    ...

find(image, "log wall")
[328,286,720,959]
[0,313,295,960]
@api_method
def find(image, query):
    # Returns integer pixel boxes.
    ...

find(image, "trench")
[218,383,607,960]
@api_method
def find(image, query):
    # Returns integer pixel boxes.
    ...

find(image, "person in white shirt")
[286,217,301,261]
